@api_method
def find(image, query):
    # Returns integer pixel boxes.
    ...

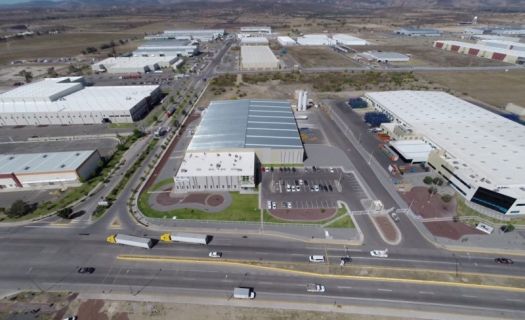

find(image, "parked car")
[272,202,277,209]
[77,267,95,274]
[329,168,335,173]
[287,202,293,209]
[267,200,272,209]
[390,212,400,223]
[370,249,388,258]
[209,251,222,258]
[314,185,320,192]
[494,257,513,264]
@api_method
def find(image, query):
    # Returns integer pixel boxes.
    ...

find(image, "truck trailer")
[160,232,210,245]
[233,287,255,299]
[106,234,153,249]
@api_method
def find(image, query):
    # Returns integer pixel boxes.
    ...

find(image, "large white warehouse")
[134,39,198,57]
[332,34,367,46]
[277,36,297,46]
[365,90,525,216]
[187,99,304,164]
[0,77,161,126]
[433,40,525,64]
[91,56,178,74]
[0,150,101,190]
[240,37,269,46]
[146,29,224,42]
[297,34,335,46]
[173,151,256,194]
[240,46,279,70]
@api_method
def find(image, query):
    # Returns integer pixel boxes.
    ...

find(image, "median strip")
[116,254,525,293]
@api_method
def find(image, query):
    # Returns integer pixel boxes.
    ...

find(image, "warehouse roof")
[240,45,279,67]
[389,140,433,163]
[240,37,269,45]
[434,40,525,57]
[0,150,96,174]
[94,56,177,70]
[139,39,195,48]
[365,91,525,189]
[177,151,254,177]
[0,77,159,113]
[478,39,525,51]
[188,99,303,151]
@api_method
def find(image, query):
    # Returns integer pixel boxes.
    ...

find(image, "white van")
[308,255,325,263]
[233,287,255,299]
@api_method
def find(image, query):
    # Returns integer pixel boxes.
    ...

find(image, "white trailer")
[233,287,255,299]
[160,232,210,245]
[107,234,153,249]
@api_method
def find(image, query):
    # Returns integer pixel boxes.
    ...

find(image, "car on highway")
[340,256,352,266]
[306,283,325,293]
[77,267,95,274]
[309,255,325,263]
[390,212,400,223]
[370,249,388,258]
[209,251,222,258]
[494,257,513,264]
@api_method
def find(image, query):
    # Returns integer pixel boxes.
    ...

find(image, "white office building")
[277,36,297,46]
[0,77,161,125]
[365,90,525,216]
[173,151,255,193]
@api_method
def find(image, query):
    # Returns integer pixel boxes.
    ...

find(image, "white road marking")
[418,291,434,295]
[462,295,477,298]
[377,288,393,292]
[337,286,353,289]
[505,298,522,302]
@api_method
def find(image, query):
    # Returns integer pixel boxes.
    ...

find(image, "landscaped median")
[116,254,525,293]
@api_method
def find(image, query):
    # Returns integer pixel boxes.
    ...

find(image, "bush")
[423,176,433,185]
[433,177,444,186]
[501,224,515,233]
[57,207,73,219]
[441,194,453,203]
[6,200,36,218]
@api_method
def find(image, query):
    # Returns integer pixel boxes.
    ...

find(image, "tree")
[47,67,58,77]
[441,194,453,203]
[57,207,73,219]
[423,176,433,185]
[6,199,34,218]
[501,224,515,233]
[433,177,444,186]
[23,71,33,83]
[427,186,437,198]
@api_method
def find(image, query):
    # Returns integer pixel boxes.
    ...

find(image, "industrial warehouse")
[134,39,198,57]
[0,77,161,126]
[395,27,442,37]
[91,56,181,73]
[365,90,525,216]
[173,151,255,193]
[0,150,101,190]
[240,46,279,70]
[433,40,525,64]
[145,29,224,42]
[186,99,304,164]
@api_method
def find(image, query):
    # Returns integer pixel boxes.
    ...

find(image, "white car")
[209,251,222,258]
[287,202,293,209]
[267,200,272,209]
[299,179,304,185]
[309,255,325,263]
[272,202,277,209]
[329,167,335,173]
[306,283,325,293]
[370,249,388,258]
[291,186,296,192]
[286,186,291,192]
[314,185,320,192]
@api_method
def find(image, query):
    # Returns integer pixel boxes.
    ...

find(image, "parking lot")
[260,166,368,211]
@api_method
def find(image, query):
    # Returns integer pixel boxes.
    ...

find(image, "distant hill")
[3,0,525,10]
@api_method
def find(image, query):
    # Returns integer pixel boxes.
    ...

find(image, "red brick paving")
[423,221,484,240]
[401,186,456,219]
[156,188,182,206]
[269,208,337,222]
[206,194,224,207]
[76,299,108,320]
[182,193,209,204]
[374,216,398,242]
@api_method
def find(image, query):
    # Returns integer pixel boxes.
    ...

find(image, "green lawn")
[324,215,355,228]
[151,178,174,191]
[263,206,355,228]
[140,192,260,221]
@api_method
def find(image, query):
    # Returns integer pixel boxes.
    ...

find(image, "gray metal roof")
[0,150,96,174]
[188,100,303,151]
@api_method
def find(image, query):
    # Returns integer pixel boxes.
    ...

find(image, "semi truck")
[106,234,153,249]
[233,287,255,299]
[160,232,210,245]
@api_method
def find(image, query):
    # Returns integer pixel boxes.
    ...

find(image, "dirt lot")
[0,291,401,320]
[418,70,525,108]
[287,46,361,68]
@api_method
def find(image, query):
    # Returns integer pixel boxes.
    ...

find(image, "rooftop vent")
[24,166,30,170]
[60,164,66,168]
[75,152,80,156]
[8,156,14,160]
[42,154,48,158]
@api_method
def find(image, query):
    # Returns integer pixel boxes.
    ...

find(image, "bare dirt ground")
[424,221,484,240]
[286,47,361,68]
[401,187,456,219]
[418,70,525,108]
[0,292,402,320]
[372,215,398,242]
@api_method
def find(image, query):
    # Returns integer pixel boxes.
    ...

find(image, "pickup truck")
[306,284,325,293]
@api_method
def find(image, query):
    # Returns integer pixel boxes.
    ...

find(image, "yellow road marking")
[117,254,525,293]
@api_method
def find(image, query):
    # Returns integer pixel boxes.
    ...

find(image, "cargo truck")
[233,287,255,299]
[106,234,153,249]
[160,232,210,245]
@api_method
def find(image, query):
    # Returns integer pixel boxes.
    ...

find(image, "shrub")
[441,194,453,203]
[423,176,433,185]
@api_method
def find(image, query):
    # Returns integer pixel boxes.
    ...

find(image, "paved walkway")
[149,189,232,213]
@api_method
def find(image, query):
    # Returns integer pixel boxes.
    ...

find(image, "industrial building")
[395,27,442,37]
[470,34,521,42]
[240,37,269,45]
[277,36,297,46]
[359,51,410,62]
[240,46,279,70]
[0,150,101,190]
[91,56,178,74]
[492,28,525,36]
[365,90,525,216]
[478,39,525,52]
[240,26,272,34]
[0,77,161,126]
[134,39,198,57]
[187,99,304,164]
[433,40,525,64]
[332,34,367,46]
[173,151,255,193]
[297,34,335,46]
[146,29,224,42]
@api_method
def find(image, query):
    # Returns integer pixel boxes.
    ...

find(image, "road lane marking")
[462,295,477,298]
[337,286,353,289]
[378,288,393,292]
[116,255,525,293]
[418,291,434,295]
[505,298,522,302]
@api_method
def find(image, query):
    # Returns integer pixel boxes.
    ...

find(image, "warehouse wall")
[76,150,102,181]
[173,175,249,193]
[17,171,80,188]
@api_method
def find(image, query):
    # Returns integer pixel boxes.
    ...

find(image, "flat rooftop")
[240,45,279,67]
[361,51,409,60]
[95,56,177,69]
[0,77,159,113]
[188,99,303,151]
[0,150,96,174]
[139,39,194,47]
[177,151,254,177]
[366,91,525,188]
[435,40,525,57]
